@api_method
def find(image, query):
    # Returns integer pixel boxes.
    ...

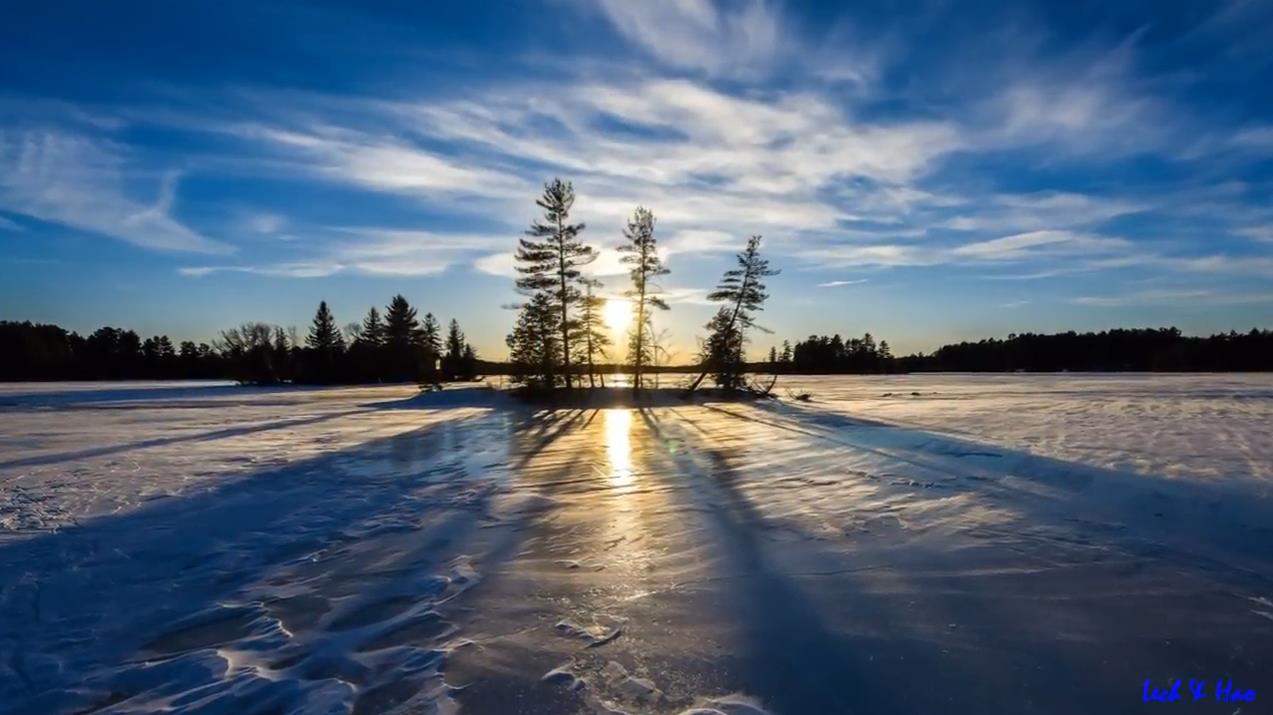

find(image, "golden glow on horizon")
[603,298,633,336]
[604,408,634,487]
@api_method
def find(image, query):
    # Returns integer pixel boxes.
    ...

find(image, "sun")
[603,299,633,335]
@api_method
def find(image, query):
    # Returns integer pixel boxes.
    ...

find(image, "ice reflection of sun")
[604,409,634,487]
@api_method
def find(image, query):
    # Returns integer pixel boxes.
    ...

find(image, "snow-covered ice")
[1,375,1271,714]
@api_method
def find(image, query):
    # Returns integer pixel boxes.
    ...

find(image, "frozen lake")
[1,375,1271,714]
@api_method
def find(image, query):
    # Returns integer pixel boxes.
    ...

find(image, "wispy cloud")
[0,130,231,254]
[816,279,868,288]
[1235,225,1273,242]
[182,228,509,278]
[0,215,24,231]
[591,0,781,78]
[1071,289,1273,307]
[952,230,1131,261]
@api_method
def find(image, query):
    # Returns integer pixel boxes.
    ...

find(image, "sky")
[2,0,1272,359]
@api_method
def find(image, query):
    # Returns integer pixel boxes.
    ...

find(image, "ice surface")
[1,376,1271,714]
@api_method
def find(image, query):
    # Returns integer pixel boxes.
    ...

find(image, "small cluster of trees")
[765,333,895,373]
[505,179,778,392]
[218,296,480,385]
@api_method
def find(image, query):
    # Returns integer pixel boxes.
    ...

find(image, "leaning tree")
[688,235,779,392]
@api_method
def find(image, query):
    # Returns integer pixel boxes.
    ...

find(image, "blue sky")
[2,0,1272,359]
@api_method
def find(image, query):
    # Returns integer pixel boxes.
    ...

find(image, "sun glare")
[603,299,633,335]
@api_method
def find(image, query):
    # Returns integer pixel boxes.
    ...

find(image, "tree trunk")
[556,217,573,389]
[633,268,646,394]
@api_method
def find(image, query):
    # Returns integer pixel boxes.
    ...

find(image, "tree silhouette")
[576,279,611,387]
[442,318,477,381]
[359,307,385,346]
[420,312,442,384]
[507,292,560,389]
[618,206,669,392]
[305,300,345,383]
[384,294,421,381]
[689,236,779,391]
[272,327,293,382]
[216,323,278,385]
[515,178,595,388]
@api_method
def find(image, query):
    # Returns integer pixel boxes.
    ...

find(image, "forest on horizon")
[3,320,1270,382]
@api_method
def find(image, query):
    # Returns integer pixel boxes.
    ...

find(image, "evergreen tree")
[350,306,386,383]
[515,178,595,389]
[305,300,345,383]
[617,206,668,392]
[689,236,779,392]
[461,343,478,379]
[441,318,475,381]
[272,327,292,382]
[507,292,560,389]
[359,307,385,346]
[781,340,792,365]
[420,312,442,383]
[575,279,610,387]
[699,309,746,390]
[384,294,421,381]
[306,301,344,352]
[768,346,778,365]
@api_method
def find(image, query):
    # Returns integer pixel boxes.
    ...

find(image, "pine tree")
[272,327,291,382]
[306,301,344,352]
[442,318,470,381]
[359,307,385,346]
[306,300,345,383]
[780,340,793,365]
[618,206,669,392]
[699,309,746,390]
[384,294,420,381]
[576,279,610,387]
[689,236,779,392]
[515,178,595,389]
[420,312,442,383]
[507,292,559,389]
[461,343,478,379]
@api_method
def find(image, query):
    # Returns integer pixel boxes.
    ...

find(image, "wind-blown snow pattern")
[1,376,1270,714]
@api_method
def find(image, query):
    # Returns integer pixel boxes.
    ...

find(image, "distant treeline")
[0,295,485,384]
[4,321,1271,382]
[901,327,1273,372]
[761,327,1272,373]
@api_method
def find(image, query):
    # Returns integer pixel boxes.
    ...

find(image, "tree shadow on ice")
[636,408,917,714]
[0,408,375,470]
[0,382,333,408]
[639,405,1273,714]
[725,400,1273,582]
[0,410,513,714]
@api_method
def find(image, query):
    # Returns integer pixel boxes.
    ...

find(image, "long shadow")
[0,408,374,470]
[0,410,507,713]
[0,383,338,408]
[637,408,910,713]
[718,400,1273,582]
[639,404,1273,713]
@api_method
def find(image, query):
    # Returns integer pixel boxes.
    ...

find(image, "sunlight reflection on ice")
[605,408,634,487]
